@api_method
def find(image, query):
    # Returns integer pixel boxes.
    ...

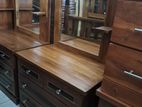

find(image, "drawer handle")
[4,71,9,75]
[22,99,28,104]
[25,70,31,75]
[22,66,39,79]
[134,28,142,33]
[0,51,10,60]
[56,89,61,95]
[6,85,10,89]
[22,84,27,89]
[124,70,142,80]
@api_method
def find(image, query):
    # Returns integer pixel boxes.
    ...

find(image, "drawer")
[43,75,83,107]
[0,74,15,96]
[111,0,142,50]
[18,59,43,87]
[20,91,43,107]
[101,78,142,107]
[105,44,142,94]
[0,62,14,81]
[0,45,15,67]
[19,76,67,107]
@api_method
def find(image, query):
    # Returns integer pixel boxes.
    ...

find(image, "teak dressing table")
[0,0,116,107]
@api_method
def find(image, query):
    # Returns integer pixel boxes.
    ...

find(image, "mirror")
[16,0,50,42]
[60,0,108,57]
[17,0,40,35]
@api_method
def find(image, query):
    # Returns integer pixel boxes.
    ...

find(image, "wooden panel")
[0,44,15,67]
[17,45,104,94]
[101,78,142,107]
[0,74,15,96]
[0,62,14,81]
[105,44,142,94]
[0,0,14,8]
[18,59,44,87]
[111,0,142,50]
[0,30,47,52]
[19,76,67,107]
[97,88,131,107]
[0,11,13,29]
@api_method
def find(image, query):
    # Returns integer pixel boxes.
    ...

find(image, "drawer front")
[0,45,15,67]
[105,44,142,94]
[20,91,43,107]
[0,62,14,81]
[101,78,142,107]
[19,76,67,107]
[0,74,15,95]
[43,75,82,107]
[18,59,43,87]
[111,0,142,50]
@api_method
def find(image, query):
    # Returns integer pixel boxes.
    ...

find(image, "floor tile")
[0,90,19,107]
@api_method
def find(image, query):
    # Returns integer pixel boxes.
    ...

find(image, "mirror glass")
[18,0,40,35]
[60,0,108,56]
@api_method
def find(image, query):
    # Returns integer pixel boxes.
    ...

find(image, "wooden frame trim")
[15,0,51,42]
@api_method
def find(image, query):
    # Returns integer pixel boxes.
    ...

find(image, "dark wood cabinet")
[111,0,142,51]
[17,45,104,107]
[97,0,142,107]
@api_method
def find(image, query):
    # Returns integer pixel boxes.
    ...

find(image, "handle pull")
[56,89,61,95]
[22,84,27,89]
[124,70,142,80]
[4,71,9,75]
[134,28,142,33]
[0,51,10,60]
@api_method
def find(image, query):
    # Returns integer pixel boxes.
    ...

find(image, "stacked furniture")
[0,30,47,104]
[97,0,142,106]
[17,45,104,107]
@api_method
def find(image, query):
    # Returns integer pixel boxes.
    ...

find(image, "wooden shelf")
[19,8,33,11]
[0,8,14,11]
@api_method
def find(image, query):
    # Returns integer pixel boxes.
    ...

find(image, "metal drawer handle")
[56,89,61,95]
[4,71,9,75]
[25,70,31,75]
[22,99,28,104]
[0,51,10,60]
[6,85,10,89]
[22,84,27,89]
[134,28,142,33]
[124,70,142,80]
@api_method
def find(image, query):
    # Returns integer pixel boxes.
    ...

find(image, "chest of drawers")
[17,45,104,107]
[97,0,142,107]
[0,30,47,104]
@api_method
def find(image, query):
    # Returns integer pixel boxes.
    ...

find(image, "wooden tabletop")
[0,30,47,52]
[17,45,104,93]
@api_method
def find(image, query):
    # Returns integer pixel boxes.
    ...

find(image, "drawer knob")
[22,99,28,104]
[134,28,142,33]
[56,89,61,95]
[124,70,142,80]
[26,70,31,75]
[6,85,10,89]
[4,71,9,75]
[22,84,27,89]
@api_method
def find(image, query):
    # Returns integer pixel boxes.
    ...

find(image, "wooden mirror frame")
[15,0,51,42]
[52,0,116,62]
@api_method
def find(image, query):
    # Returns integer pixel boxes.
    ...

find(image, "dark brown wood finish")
[111,0,142,51]
[0,30,48,104]
[17,44,104,107]
[97,0,142,106]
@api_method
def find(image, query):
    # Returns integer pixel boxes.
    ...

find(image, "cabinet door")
[19,76,67,107]
[111,0,142,50]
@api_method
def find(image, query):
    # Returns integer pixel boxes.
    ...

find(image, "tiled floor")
[0,90,19,107]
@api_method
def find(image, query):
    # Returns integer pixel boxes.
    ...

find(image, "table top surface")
[0,30,47,52]
[17,45,104,93]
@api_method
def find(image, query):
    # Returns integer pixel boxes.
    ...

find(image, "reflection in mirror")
[60,0,108,57]
[18,0,40,35]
